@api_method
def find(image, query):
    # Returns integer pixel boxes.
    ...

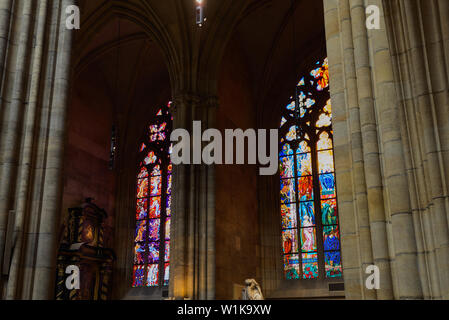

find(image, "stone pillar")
[0,0,75,299]
[383,0,449,300]
[324,0,449,299]
[169,93,217,300]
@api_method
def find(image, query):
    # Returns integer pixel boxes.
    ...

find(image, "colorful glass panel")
[136,198,148,220]
[302,253,319,279]
[300,228,317,252]
[321,199,338,225]
[280,178,296,204]
[296,153,312,177]
[299,201,315,227]
[133,103,173,287]
[284,254,300,280]
[148,242,159,264]
[320,173,336,199]
[323,226,340,251]
[281,203,297,229]
[146,264,159,286]
[280,156,295,179]
[132,265,145,287]
[280,58,342,279]
[137,178,148,198]
[282,229,298,254]
[325,251,342,278]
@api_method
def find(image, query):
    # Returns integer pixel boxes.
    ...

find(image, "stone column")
[169,93,217,300]
[325,0,449,300]
[0,0,75,299]
[383,0,449,300]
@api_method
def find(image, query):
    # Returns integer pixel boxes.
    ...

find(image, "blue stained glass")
[133,266,145,287]
[299,201,315,227]
[279,143,294,157]
[296,153,312,177]
[148,242,160,264]
[322,199,338,225]
[280,57,341,280]
[325,251,342,278]
[280,178,296,204]
[320,173,336,199]
[323,226,340,251]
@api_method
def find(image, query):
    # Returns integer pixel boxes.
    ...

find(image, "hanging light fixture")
[196,0,205,27]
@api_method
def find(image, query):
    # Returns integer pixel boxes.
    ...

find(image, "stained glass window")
[280,58,342,280]
[133,102,173,287]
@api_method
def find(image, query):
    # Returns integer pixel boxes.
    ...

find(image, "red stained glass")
[134,103,172,287]
[136,198,148,220]
[150,176,161,196]
[137,178,148,199]
[298,176,313,201]
[144,151,157,165]
[138,167,148,178]
[152,164,161,177]
[133,265,145,287]
[282,229,298,254]
[149,197,161,218]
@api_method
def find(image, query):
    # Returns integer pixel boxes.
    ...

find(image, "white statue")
[241,279,264,300]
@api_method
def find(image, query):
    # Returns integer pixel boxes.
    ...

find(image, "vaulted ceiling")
[70,0,326,136]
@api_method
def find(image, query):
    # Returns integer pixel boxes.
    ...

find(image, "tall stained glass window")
[133,103,173,287]
[280,58,342,280]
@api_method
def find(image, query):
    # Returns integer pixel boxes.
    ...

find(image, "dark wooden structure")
[55,198,115,300]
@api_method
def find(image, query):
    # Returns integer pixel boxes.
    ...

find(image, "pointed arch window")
[279,58,342,280]
[133,103,173,287]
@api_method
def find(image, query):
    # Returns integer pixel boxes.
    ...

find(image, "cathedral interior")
[0,0,449,301]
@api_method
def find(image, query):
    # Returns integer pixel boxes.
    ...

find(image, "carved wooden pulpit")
[55,198,115,300]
